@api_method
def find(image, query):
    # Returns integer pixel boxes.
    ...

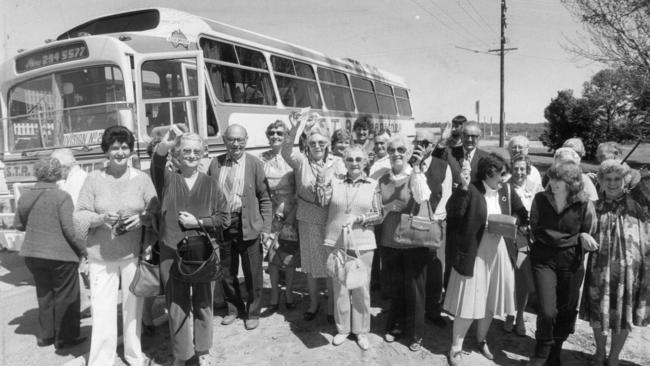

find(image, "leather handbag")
[487,214,518,240]
[175,221,222,283]
[326,226,368,290]
[392,199,442,248]
[129,228,162,297]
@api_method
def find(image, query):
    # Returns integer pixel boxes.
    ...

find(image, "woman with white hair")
[507,135,542,190]
[544,147,599,201]
[580,159,650,366]
[283,112,346,322]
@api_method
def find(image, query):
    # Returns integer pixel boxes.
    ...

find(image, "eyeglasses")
[181,149,202,157]
[345,157,364,163]
[387,147,407,154]
[308,141,327,147]
[464,134,480,139]
[267,130,284,137]
[226,137,246,144]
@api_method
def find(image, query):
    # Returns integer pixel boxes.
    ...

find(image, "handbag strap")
[197,219,218,249]
[20,189,47,227]
[408,198,434,220]
[343,225,361,259]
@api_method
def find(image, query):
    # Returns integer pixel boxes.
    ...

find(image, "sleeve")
[360,182,384,226]
[445,186,472,220]
[256,160,273,233]
[281,138,303,171]
[410,171,432,204]
[433,166,453,218]
[59,195,87,258]
[530,195,540,235]
[75,175,105,229]
[200,180,231,238]
[582,200,598,235]
[151,153,170,200]
[511,185,530,226]
[13,197,27,232]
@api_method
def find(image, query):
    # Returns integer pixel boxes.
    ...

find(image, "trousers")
[332,250,374,335]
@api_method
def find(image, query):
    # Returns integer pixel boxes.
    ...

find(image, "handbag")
[326,226,368,290]
[487,214,518,240]
[129,228,162,297]
[392,199,442,248]
[175,221,222,283]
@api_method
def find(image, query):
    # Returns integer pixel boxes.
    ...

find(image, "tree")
[562,0,650,73]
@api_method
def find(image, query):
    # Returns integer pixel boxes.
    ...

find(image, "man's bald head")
[224,124,248,160]
[225,124,248,139]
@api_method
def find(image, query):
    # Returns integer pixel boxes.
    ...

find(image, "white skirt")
[443,232,516,319]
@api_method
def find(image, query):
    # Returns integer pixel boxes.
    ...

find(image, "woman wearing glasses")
[377,135,432,351]
[260,120,299,311]
[75,126,157,366]
[282,112,346,321]
[320,145,383,350]
[444,153,529,366]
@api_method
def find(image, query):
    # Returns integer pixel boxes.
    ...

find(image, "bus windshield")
[7,65,128,151]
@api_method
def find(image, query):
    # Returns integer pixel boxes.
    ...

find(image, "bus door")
[134,51,206,140]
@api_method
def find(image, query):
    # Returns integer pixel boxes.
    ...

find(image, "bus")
[0,7,415,217]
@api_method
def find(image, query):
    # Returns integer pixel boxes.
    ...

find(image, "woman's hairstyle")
[510,153,531,176]
[596,141,622,162]
[507,135,530,151]
[554,147,581,164]
[597,159,631,186]
[331,128,351,146]
[562,137,585,158]
[387,134,412,154]
[101,125,135,153]
[173,132,204,151]
[547,161,587,203]
[34,156,62,182]
[353,115,373,131]
[477,153,508,182]
[265,120,288,135]
[342,144,368,163]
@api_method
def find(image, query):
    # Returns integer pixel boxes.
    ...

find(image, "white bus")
[0,7,414,200]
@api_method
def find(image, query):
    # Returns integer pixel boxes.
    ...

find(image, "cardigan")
[446,181,529,276]
[15,182,87,262]
[208,152,272,240]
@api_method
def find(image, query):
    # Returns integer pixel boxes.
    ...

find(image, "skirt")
[298,221,330,278]
[444,232,516,319]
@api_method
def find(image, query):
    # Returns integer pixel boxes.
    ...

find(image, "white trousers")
[87,258,144,366]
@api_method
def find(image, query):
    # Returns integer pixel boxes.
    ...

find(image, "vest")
[425,156,448,211]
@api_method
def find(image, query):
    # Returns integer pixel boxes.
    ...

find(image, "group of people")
[13,112,650,366]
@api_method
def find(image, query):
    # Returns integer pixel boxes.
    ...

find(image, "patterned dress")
[580,194,650,333]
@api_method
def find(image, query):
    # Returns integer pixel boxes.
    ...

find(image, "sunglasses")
[308,141,327,147]
[387,147,407,154]
[181,149,203,157]
[345,157,364,163]
[267,130,284,137]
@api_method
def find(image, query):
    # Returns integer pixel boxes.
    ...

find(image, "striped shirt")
[217,153,246,211]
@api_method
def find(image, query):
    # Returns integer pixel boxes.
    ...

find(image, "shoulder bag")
[129,227,162,297]
[392,199,442,248]
[326,225,368,290]
[487,184,519,240]
[175,220,223,283]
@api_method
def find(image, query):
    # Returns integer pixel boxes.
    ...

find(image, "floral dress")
[580,194,650,333]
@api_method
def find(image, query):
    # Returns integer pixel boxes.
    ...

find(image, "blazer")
[208,152,272,240]
[446,181,528,276]
[449,146,489,185]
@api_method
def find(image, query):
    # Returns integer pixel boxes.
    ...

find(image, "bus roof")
[55,7,407,87]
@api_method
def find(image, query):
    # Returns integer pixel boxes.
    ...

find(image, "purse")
[326,226,368,290]
[129,228,162,297]
[175,221,223,283]
[392,199,442,248]
[487,214,518,240]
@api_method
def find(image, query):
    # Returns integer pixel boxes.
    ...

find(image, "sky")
[0,0,604,123]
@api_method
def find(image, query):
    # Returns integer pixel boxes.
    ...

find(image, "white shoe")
[198,354,213,366]
[332,333,349,346]
[356,334,370,350]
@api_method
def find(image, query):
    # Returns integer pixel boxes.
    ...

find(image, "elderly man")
[507,135,542,191]
[411,129,453,327]
[448,122,488,185]
[208,124,272,330]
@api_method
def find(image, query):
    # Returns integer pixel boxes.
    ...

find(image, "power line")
[457,0,496,37]
[463,0,498,34]
[424,0,494,48]
[409,0,471,45]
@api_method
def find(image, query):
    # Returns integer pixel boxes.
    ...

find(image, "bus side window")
[206,100,218,136]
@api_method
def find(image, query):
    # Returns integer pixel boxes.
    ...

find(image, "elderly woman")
[503,154,543,335]
[507,135,542,189]
[152,131,229,366]
[331,128,351,157]
[320,145,382,350]
[259,120,299,311]
[75,126,157,366]
[526,161,598,366]
[377,135,432,351]
[283,112,346,321]
[14,157,87,349]
[444,153,529,366]
[580,160,650,366]
[544,147,599,201]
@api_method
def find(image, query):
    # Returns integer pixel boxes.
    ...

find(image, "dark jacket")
[208,152,272,240]
[446,181,528,276]
[14,182,87,262]
[449,146,489,185]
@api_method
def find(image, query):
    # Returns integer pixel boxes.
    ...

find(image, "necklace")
[344,179,362,214]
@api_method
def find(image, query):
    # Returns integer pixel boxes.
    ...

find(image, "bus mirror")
[118,109,135,132]
[63,82,74,95]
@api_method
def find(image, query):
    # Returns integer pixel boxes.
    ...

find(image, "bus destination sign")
[15,41,89,73]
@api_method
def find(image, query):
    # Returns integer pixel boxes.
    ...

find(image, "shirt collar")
[482,180,499,195]
[344,173,371,184]
[226,152,246,163]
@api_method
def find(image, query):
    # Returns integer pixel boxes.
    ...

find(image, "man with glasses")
[208,124,272,331]
[450,122,488,185]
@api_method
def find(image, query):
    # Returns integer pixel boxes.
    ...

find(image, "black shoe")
[37,337,54,347]
[303,304,320,321]
[54,337,86,350]
[285,301,296,310]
